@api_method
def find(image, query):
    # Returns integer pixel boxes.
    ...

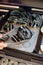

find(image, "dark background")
[0,0,21,3]
[0,0,43,8]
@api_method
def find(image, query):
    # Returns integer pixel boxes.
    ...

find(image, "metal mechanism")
[0,3,43,65]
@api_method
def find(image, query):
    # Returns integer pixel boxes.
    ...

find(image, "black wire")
[0,10,11,30]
